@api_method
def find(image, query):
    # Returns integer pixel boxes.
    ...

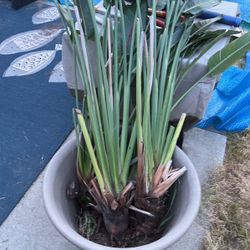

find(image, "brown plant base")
[134,196,168,233]
[74,186,177,248]
[76,206,164,247]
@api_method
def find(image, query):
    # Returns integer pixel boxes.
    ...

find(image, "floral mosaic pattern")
[32,7,60,24]
[0,5,66,82]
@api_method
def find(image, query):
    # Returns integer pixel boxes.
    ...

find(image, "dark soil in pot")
[69,182,178,248]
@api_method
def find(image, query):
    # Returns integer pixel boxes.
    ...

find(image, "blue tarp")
[198,0,250,132]
[197,61,250,132]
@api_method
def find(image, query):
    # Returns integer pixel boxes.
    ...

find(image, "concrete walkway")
[0,128,227,250]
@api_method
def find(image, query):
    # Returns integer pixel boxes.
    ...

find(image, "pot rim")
[43,135,201,250]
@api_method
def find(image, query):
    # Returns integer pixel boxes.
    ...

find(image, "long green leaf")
[76,109,105,191]
[184,0,221,14]
[208,32,250,76]
[163,113,186,164]
[173,32,250,111]
[191,15,222,37]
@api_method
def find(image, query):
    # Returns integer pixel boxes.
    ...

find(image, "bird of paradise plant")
[56,0,250,244]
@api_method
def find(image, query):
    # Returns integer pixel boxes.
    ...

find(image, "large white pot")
[43,135,201,250]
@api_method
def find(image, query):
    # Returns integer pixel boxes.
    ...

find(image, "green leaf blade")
[208,32,250,76]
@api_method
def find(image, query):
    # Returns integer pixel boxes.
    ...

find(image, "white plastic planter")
[43,135,201,250]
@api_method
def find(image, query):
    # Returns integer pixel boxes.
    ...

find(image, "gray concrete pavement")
[0,171,79,250]
[168,128,227,250]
